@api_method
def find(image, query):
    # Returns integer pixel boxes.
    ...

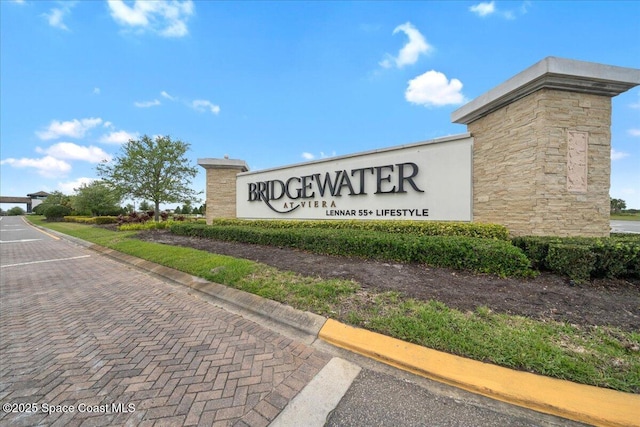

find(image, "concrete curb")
[34,222,640,427]
[319,319,640,427]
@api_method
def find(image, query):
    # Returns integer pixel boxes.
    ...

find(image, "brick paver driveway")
[0,217,331,426]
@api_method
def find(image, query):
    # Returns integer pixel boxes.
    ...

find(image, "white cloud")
[0,156,71,177]
[611,148,630,160]
[43,3,78,30]
[301,151,336,161]
[191,100,220,114]
[470,1,528,19]
[134,99,161,108]
[137,90,220,115]
[100,130,138,144]
[36,142,111,163]
[58,177,96,194]
[380,22,431,69]
[36,118,103,140]
[107,0,194,38]
[161,90,175,100]
[405,70,466,107]
[44,7,69,30]
[470,1,496,17]
[628,128,640,137]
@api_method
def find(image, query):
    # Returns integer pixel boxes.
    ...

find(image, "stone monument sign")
[200,57,640,237]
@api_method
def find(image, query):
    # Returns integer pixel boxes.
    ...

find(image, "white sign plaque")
[236,134,473,221]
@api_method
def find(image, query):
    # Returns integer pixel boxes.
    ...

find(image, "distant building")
[0,191,50,213]
[26,191,50,210]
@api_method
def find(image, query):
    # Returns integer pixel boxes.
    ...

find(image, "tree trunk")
[154,201,160,222]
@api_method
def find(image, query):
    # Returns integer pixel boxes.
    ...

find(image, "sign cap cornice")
[451,56,640,125]
[198,158,249,172]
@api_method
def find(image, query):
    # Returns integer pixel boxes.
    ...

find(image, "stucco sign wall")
[235,134,473,221]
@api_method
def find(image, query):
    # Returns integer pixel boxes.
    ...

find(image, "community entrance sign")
[236,135,472,221]
[199,57,640,237]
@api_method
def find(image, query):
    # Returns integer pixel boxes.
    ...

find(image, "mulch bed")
[136,230,640,332]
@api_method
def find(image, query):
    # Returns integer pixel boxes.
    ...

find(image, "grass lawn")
[611,213,640,221]
[27,216,640,393]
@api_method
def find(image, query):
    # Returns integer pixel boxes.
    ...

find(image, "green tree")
[7,206,25,216]
[139,200,151,212]
[43,204,72,221]
[72,180,122,216]
[97,135,199,221]
[174,206,182,214]
[33,191,73,215]
[610,197,627,214]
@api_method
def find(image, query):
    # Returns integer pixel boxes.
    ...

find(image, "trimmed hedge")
[205,219,510,240]
[546,244,597,284]
[119,220,174,231]
[170,223,533,278]
[64,215,119,225]
[512,235,640,282]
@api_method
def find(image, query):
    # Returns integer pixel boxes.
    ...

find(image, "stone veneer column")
[198,158,249,224]
[452,57,640,237]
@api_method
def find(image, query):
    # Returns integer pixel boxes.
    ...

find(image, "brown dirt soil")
[136,230,640,332]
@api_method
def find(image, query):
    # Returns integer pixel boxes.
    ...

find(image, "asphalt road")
[1,216,586,426]
[611,220,640,234]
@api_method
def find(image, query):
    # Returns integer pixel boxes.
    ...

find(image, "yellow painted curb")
[319,319,640,427]
[23,217,60,240]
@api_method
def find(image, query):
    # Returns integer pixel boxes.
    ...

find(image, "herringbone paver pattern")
[0,225,330,426]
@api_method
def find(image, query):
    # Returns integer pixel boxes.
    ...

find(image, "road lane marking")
[270,357,361,427]
[1,255,91,268]
[0,239,43,243]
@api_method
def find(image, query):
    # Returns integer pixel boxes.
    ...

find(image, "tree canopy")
[72,180,122,216]
[610,197,627,214]
[97,135,199,221]
[33,191,72,215]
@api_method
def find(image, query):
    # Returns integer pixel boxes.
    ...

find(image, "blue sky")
[1,0,639,210]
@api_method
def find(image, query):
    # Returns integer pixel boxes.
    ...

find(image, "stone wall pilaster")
[452,57,639,237]
[467,90,611,236]
[198,159,249,224]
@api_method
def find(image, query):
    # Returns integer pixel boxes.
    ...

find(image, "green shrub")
[513,235,640,281]
[94,216,118,225]
[511,236,556,270]
[64,216,96,224]
[207,219,510,240]
[547,244,596,284]
[43,204,72,221]
[63,216,118,225]
[119,221,173,231]
[169,223,533,278]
